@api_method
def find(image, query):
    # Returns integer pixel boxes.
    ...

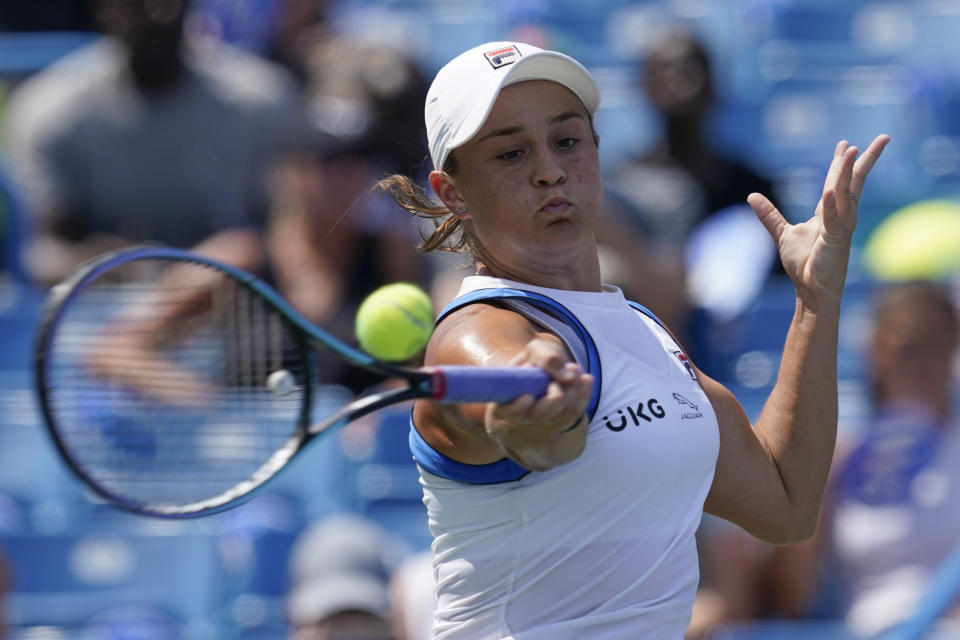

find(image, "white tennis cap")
[425,41,600,171]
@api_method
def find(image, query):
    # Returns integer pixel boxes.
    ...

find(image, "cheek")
[569,157,602,198]
[464,172,530,214]
[567,148,600,180]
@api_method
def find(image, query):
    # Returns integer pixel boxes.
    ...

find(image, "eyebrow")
[475,110,586,143]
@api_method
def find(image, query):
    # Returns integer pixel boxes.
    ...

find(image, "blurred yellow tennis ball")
[355,283,434,362]
[864,199,960,281]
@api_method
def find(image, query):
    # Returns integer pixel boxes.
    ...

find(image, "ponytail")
[376,162,480,256]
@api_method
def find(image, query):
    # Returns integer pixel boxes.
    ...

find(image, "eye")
[557,137,579,150]
[496,149,524,161]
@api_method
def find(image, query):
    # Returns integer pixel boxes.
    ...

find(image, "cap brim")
[287,573,390,625]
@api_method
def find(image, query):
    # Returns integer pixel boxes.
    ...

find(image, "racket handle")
[428,366,551,403]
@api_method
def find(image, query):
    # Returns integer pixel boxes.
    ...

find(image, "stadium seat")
[0,31,98,75]
[0,281,43,373]
[0,374,76,513]
[341,407,432,550]
[708,619,851,639]
[2,529,220,631]
[0,157,31,282]
[209,492,305,636]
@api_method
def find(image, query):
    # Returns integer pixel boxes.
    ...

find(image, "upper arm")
[427,302,553,367]
[412,303,573,465]
[696,368,797,543]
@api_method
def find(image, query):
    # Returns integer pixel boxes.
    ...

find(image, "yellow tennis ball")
[355,283,434,362]
[864,200,960,281]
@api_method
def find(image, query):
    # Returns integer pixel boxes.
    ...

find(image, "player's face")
[448,80,602,279]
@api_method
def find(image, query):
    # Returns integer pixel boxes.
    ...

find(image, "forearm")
[754,293,841,536]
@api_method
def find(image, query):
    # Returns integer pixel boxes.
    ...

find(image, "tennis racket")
[33,245,549,518]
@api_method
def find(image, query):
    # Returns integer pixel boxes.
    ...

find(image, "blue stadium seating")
[708,620,852,639]
[0,282,43,373]
[338,406,432,550]
[0,157,30,282]
[0,31,97,74]
[2,529,220,631]
[208,492,305,636]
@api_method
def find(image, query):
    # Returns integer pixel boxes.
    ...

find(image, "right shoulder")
[427,302,538,368]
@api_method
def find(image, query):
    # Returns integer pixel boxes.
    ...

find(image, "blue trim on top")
[412,287,602,484]
[626,300,665,329]
[437,288,602,418]
[409,415,530,484]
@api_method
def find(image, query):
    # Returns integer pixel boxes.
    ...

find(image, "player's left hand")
[748,134,889,304]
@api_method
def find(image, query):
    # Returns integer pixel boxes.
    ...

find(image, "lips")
[540,196,571,214]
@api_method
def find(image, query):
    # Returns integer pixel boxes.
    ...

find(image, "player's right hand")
[484,336,594,470]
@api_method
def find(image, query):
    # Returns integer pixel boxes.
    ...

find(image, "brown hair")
[375,153,481,256]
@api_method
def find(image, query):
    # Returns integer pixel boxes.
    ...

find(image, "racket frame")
[33,246,439,517]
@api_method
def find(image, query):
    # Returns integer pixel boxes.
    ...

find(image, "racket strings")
[45,258,312,508]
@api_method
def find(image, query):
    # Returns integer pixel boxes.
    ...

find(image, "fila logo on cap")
[484,45,522,69]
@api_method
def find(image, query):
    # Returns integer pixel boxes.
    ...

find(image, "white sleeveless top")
[411,276,720,639]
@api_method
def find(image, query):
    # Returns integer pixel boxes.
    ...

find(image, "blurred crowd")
[1,0,960,639]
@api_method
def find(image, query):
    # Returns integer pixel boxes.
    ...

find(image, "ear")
[429,170,470,219]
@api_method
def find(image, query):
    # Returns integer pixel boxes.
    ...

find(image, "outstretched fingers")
[822,140,851,199]
[748,192,788,245]
[822,143,860,235]
[849,134,891,196]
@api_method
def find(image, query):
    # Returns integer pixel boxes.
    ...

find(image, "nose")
[532,150,566,187]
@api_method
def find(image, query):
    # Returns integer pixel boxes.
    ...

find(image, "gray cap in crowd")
[286,513,406,626]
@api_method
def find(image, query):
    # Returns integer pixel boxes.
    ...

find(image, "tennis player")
[379,41,888,638]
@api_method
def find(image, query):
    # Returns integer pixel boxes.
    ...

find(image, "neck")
[474,252,602,292]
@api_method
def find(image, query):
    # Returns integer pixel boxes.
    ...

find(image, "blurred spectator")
[604,27,782,355]
[267,144,429,392]
[297,35,432,179]
[286,513,405,640]
[267,36,431,391]
[187,0,333,86]
[822,280,960,635]
[689,280,960,638]
[609,27,780,247]
[388,550,434,640]
[2,0,305,285]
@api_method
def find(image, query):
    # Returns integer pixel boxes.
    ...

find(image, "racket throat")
[425,367,446,400]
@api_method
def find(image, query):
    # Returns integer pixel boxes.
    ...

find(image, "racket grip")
[428,366,551,403]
